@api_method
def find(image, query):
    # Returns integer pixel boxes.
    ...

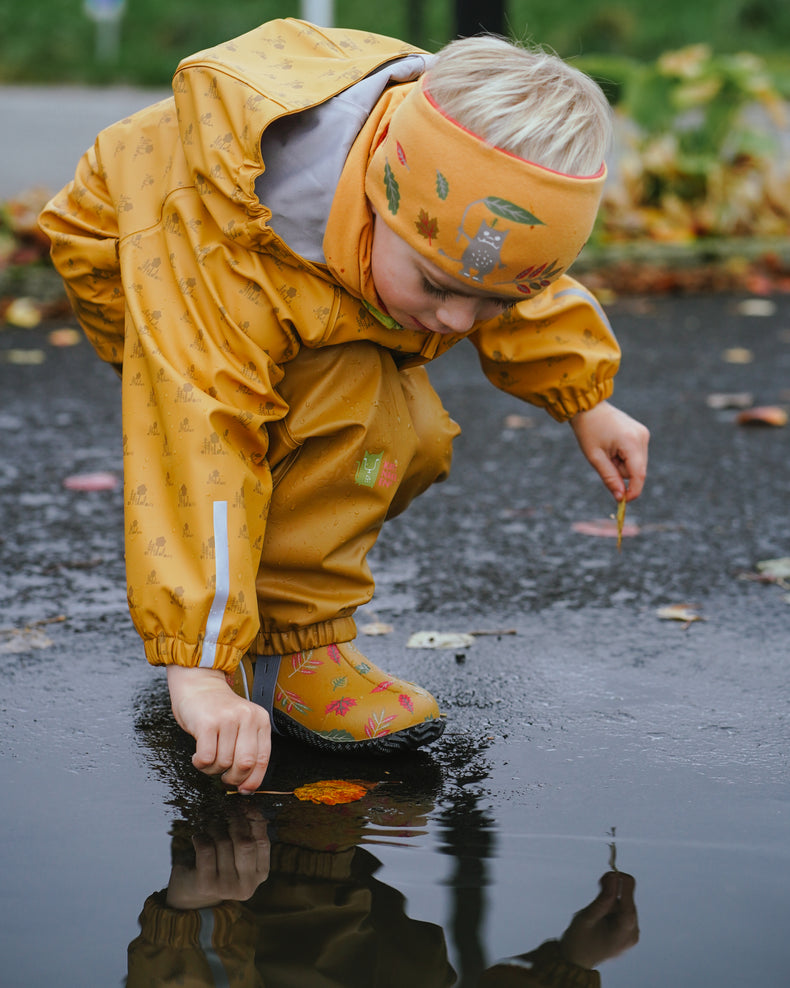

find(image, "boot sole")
[273,709,445,755]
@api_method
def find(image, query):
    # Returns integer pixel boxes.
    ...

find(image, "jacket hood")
[171,18,427,259]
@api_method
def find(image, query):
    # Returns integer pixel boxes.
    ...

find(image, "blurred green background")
[1,0,789,88]
[1,0,789,262]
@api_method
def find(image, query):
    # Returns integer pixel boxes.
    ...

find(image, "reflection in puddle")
[131,698,639,986]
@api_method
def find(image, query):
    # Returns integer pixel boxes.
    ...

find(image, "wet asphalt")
[1,87,789,987]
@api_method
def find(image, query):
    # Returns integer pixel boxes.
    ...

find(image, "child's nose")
[436,296,479,333]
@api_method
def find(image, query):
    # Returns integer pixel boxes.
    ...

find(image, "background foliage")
[0,0,788,87]
[2,0,790,293]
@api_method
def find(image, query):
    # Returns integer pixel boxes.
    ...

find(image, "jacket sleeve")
[127,892,257,988]
[39,145,126,371]
[470,276,621,422]
[40,138,306,673]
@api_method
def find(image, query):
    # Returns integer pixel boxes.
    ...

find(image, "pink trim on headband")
[421,84,606,181]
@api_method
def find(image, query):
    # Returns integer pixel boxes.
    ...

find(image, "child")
[40,19,649,795]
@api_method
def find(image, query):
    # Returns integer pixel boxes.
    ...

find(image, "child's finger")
[192,727,221,772]
[215,722,241,773]
[237,731,271,794]
[232,718,271,794]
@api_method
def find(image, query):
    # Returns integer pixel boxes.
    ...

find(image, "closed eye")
[423,275,515,312]
[422,277,452,301]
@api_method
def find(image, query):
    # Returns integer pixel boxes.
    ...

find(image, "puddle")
[3,299,790,985]
[2,674,788,987]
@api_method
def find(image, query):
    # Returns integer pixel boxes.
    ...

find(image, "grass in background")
[0,0,788,88]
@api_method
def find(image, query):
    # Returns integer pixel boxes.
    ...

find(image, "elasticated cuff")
[253,616,357,655]
[143,634,244,673]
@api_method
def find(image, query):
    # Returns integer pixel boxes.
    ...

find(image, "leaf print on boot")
[233,641,444,754]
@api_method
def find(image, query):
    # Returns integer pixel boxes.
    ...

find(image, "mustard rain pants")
[252,342,459,655]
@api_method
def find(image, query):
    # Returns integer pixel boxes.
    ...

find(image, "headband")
[365,80,606,299]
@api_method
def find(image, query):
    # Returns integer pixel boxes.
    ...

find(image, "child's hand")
[570,401,649,502]
[166,806,271,910]
[167,665,271,794]
[559,871,639,969]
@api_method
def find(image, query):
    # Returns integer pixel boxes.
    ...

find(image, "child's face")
[370,214,514,335]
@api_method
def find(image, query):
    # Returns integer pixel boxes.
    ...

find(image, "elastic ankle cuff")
[253,617,357,655]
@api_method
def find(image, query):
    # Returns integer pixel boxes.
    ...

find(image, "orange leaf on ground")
[48,328,82,347]
[735,406,788,427]
[293,780,370,805]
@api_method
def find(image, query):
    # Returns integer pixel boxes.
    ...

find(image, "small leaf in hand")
[616,498,627,552]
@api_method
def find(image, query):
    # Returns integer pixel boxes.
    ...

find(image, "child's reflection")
[127,800,638,987]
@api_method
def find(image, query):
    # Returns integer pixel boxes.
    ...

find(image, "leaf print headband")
[365,79,607,299]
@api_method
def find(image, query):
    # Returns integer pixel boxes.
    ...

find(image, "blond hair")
[426,36,612,177]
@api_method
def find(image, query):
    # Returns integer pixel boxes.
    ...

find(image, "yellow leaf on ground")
[4,297,42,328]
[4,348,45,364]
[657,604,704,625]
[360,621,394,636]
[722,347,754,364]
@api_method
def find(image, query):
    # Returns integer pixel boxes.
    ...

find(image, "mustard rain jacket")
[40,19,621,673]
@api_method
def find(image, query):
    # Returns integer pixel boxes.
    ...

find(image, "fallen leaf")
[656,604,704,626]
[736,298,776,317]
[503,413,535,430]
[293,779,370,805]
[360,621,394,636]
[4,296,42,328]
[755,558,790,586]
[571,518,640,539]
[63,471,120,491]
[4,348,45,365]
[407,630,476,649]
[735,406,788,427]
[722,347,754,364]
[0,629,54,654]
[705,392,753,410]
[0,616,65,654]
[616,498,627,552]
[47,327,82,347]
